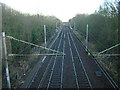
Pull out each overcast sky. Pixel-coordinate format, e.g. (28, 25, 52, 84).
(1, 0, 105, 22)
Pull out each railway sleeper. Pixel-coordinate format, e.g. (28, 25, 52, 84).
(49, 84, 61, 88)
(52, 72, 61, 76)
(39, 82, 48, 88)
(80, 85, 91, 88)
(79, 75, 87, 78)
(78, 79, 89, 84)
(50, 80, 61, 85)
(79, 76, 87, 79)
(54, 68, 61, 72)
(79, 79, 88, 83)
(79, 81, 89, 84)
(51, 77, 61, 81)
(79, 82, 88, 86)
(50, 79, 61, 83)
(79, 81, 90, 86)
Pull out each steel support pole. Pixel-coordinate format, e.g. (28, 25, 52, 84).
(56, 22, 58, 33)
(2, 32, 11, 88)
(86, 24, 88, 52)
(0, 5, 2, 90)
(44, 25, 47, 48)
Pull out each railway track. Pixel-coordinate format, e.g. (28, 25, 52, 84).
(68, 32, 92, 88)
(21, 29, 62, 88)
(47, 32, 64, 88)
(33, 30, 63, 88)
(70, 28, 119, 89)
(20, 26, 119, 89)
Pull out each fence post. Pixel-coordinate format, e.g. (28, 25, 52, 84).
(2, 32, 11, 88)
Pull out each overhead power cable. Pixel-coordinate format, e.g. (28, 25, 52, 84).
(96, 43, 120, 55)
(6, 35, 65, 56)
(93, 43, 120, 56)
(93, 54, 120, 57)
(8, 53, 64, 57)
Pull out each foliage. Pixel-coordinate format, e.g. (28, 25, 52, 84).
(69, 1, 118, 52)
(1, 3, 61, 54)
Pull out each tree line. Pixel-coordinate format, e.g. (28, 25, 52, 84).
(69, 1, 119, 52)
(2, 3, 61, 54)
(69, 1, 120, 85)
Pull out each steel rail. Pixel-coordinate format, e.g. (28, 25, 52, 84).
(94, 60, 119, 89)
(37, 32, 62, 88)
(47, 32, 64, 88)
(60, 33, 65, 89)
(67, 32, 79, 88)
(69, 32, 92, 89)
